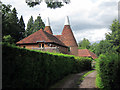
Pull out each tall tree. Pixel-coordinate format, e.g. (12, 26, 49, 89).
(25, 16, 34, 37)
(2, 4, 24, 42)
(7, 7, 21, 42)
(9, 8, 19, 24)
(95, 40, 113, 56)
(90, 19, 120, 56)
(78, 38, 91, 49)
(89, 42, 98, 54)
(33, 15, 45, 33)
(2, 4, 12, 37)
(106, 19, 120, 53)
(19, 15, 25, 39)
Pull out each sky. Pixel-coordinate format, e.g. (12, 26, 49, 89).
(2, 0, 119, 43)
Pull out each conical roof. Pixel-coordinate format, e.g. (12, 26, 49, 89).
(64, 16, 70, 25)
(44, 17, 53, 34)
(62, 16, 78, 47)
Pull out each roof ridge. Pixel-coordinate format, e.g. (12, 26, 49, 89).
(44, 31, 66, 46)
(42, 30, 52, 42)
(44, 26, 53, 34)
(17, 29, 42, 44)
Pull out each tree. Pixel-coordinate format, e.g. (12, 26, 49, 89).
(78, 38, 91, 49)
(33, 15, 45, 33)
(2, 4, 24, 42)
(2, 4, 12, 37)
(89, 42, 99, 54)
(9, 8, 19, 24)
(25, 15, 45, 37)
(106, 19, 120, 53)
(25, 0, 70, 9)
(95, 40, 114, 56)
(25, 16, 34, 37)
(19, 15, 25, 39)
(3, 35, 15, 44)
(7, 7, 21, 42)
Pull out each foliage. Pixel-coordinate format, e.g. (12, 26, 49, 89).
(25, 15, 45, 37)
(33, 16, 45, 32)
(25, 16, 34, 37)
(3, 35, 15, 44)
(19, 15, 25, 39)
(78, 38, 91, 49)
(89, 42, 98, 54)
(2, 43, 92, 88)
(106, 19, 120, 53)
(25, 0, 70, 9)
(2, 4, 25, 42)
(96, 53, 120, 89)
(87, 20, 120, 56)
(89, 38, 118, 57)
(89, 19, 120, 89)
(94, 40, 115, 56)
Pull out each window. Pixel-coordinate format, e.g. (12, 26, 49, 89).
(68, 47, 70, 52)
(39, 44, 41, 48)
(47, 43, 50, 46)
(42, 44, 44, 48)
(23, 46, 26, 48)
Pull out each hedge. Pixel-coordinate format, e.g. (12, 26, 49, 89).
(2, 43, 92, 88)
(96, 53, 120, 89)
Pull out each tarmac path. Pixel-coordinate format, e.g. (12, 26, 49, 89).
(79, 71, 97, 88)
(51, 70, 97, 88)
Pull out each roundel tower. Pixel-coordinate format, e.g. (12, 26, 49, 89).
(62, 16, 78, 56)
(44, 17, 53, 34)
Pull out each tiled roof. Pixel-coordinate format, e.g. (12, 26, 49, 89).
(44, 26, 53, 34)
(54, 35, 62, 41)
(78, 49, 97, 59)
(16, 29, 66, 47)
(62, 25, 78, 47)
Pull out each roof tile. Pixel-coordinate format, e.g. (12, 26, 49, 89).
(78, 49, 97, 59)
(62, 25, 78, 47)
(16, 29, 66, 47)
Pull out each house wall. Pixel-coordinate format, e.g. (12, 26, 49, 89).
(58, 46, 68, 54)
(18, 44, 38, 49)
(17, 43, 68, 54)
(70, 46, 78, 56)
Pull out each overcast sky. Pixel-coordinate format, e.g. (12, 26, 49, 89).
(2, 0, 119, 43)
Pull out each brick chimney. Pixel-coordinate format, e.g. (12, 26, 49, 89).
(62, 16, 78, 56)
(44, 17, 53, 34)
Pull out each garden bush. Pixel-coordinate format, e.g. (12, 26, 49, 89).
(96, 53, 120, 90)
(2, 43, 92, 88)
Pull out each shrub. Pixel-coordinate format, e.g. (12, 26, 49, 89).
(96, 53, 120, 89)
(2, 43, 92, 88)
(3, 35, 15, 44)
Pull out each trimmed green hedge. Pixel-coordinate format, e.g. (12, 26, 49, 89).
(96, 53, 120, 89)
(3, 43, 92, 88)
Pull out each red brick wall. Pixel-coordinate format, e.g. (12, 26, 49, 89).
(17, 43, 68, 54)
(70, 47, 78, 56)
